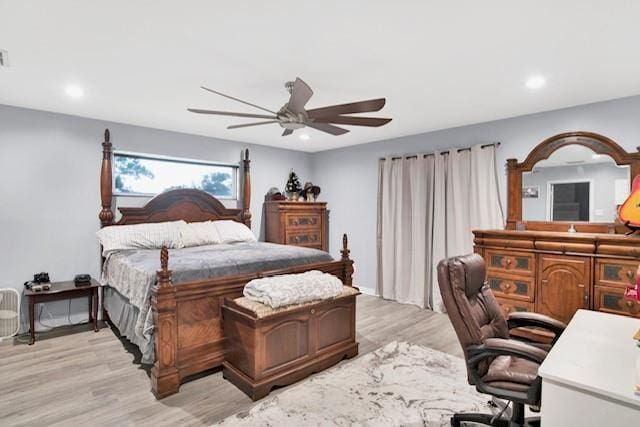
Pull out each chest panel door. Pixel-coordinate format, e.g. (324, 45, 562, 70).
(537, 255, 591, 324)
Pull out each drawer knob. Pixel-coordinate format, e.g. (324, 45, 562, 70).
(626, 300, 634, 308)
(310, 308, 316, 314)
(504, 282, 511, 289)
(627, 271, 635, 280)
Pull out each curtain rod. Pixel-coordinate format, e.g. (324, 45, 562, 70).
(379, 142, 501, 161)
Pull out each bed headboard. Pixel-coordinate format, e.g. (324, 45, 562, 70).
(99, 129, 252, 228)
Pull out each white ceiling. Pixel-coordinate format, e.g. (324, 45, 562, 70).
(2, 1, 640, 153)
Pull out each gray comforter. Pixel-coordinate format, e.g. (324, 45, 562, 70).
(101, 242, 333, 361)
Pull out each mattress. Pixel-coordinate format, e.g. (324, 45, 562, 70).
(101, 242, 333, 363)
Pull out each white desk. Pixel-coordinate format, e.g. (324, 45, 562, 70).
(538, 309, 640, 426)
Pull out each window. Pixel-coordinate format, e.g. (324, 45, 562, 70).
(113, 152, 238, 199)
(547, 180, 592, 221)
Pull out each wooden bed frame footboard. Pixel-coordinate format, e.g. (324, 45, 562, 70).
(151, 236, 354, 398)
(98, 129, 355, 399)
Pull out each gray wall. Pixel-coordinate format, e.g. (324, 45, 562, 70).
(522, 163, 629, 222)
(3, 95, 640, 325)
(0, 104, 313, 330)
(311, 95, 640, 294)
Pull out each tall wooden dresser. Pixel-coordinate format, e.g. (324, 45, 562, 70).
(264, 201, 328, 251)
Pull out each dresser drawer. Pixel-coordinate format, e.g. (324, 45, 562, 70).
(487, 273, 534, 302)
(495, 297, 534, 319)
(594, 286, 640, 318)
(286, 230, 321, 247)
(286, 213, 321, 230)
(485, 250, 534, 276)
(596, 259, 638, 289)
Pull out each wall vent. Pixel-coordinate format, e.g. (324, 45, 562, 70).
(0, 50, 8, 67)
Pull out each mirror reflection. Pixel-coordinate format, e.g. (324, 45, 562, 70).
(522, 145, 630, 222)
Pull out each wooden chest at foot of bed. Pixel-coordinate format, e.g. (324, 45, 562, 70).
(221, 287, 359, 400)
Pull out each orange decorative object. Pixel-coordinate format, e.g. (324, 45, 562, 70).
(619, 175, 640, 229)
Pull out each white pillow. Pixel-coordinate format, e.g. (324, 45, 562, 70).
(179, 221, 221, 247)
(213, 220, 257, 244)
(97, 220, 185, 254)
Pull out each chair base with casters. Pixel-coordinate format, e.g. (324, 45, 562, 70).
(452, 401, 540, 426)
(436, 254, 566, 427)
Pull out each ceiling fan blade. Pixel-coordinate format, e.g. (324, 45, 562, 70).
(200, 86, 278, 115)
(282, 129, 294, 136)
(227, 120, 279, 130)
(306, 98, 386, 119)
(306, 122, 350, 136)
(187, 108, 277, 120)
(287, 77, 313, 114)
(313, 116, 392, 127)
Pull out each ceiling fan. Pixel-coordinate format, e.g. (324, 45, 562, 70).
(187, 77, 391, 137)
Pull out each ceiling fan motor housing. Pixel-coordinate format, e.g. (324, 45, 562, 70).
(277, 106, 308, 129)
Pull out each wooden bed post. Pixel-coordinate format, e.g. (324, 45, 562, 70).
(150, 246, 180, 399)
(99, 129, 114, 227)
(241, 148, 252, 229)
(341, 233, 354, 287)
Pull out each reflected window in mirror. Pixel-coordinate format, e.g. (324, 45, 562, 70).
(522, 145, 630, 222)
(549, 181, 590, 221)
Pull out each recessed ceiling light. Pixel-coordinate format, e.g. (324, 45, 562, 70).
(65, 85, 84, 98)
(299, 133, 310, 141)
(525, 75, 546, 90)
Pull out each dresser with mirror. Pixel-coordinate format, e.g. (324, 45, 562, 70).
(474, 132, 640, 336)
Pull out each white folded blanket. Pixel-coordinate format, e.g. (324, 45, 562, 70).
(243, 270, 343, 308)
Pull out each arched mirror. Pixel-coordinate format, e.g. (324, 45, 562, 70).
(506, 132, 640, 233)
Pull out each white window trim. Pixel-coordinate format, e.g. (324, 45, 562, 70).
(113, 150, 239, 200)
(545, 178, 594, 222)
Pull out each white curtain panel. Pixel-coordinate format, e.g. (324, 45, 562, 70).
(377, 144, 504, 312)
(445, 148, 473, 257)
(430, 152, 447, 312)
(469, 144, 505, 230)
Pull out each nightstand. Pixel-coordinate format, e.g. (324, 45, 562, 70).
(25, 279, 100, 345)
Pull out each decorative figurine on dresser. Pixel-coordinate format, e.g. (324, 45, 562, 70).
(473, 132, 640, 341)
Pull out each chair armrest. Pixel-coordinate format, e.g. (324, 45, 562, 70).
(507, 312, 566, 339)
(465, 339, 546, 404)
(468, 338, 547, 366)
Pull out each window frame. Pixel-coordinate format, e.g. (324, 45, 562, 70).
(545, 178, 594, 222)
(112, 150, 239, 200)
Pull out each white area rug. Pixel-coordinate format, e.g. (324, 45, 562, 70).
(216, 341, 493, 426)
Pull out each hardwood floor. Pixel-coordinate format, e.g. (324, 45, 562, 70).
(0, 295, 461, 427)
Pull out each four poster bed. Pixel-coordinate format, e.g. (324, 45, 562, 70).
(98, 129, 355, 398)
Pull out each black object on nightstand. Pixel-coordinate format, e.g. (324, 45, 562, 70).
(74, 274, 92, 286)
(24, 278, 100, 345)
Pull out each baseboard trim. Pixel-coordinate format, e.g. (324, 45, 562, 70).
(357, 286, 378, 297)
